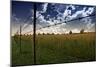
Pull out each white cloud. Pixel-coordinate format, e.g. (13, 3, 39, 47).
(69, 7, 86, 20)
(63, 5, 76, 19)
(70, 5, 76, 10)
(42, 3, 48, 13)
(66, 5, 76, 10)
(85, 7, 94, 15)
(36, 5, 95, 34)
(80, 17, 95, 32)
(72, 29, 80, 33)
(63, 9, 71, 18)
(36, 11, 46, 24)
(87, 22, 95, 30)
(70, 7, 94, 20)
(56, 6, 95, 23)
(38, 14, 47, 24)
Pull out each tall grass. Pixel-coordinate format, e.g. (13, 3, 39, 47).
(12, 32, 96, 65)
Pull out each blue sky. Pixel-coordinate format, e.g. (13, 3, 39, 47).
(11, 1, 96, 35)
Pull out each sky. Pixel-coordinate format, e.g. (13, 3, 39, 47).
(11, 1, 96, 35)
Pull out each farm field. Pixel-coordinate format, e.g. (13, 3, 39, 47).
(11, 32, 96, 66)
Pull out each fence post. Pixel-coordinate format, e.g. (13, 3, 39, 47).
(33, 3, 36, 65)
(19, 24, 22, 53)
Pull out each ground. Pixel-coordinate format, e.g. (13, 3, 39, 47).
(11, 32, 96, 66)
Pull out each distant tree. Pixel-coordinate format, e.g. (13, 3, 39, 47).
(23, 34, 25, 36)
(52, 33, 54, 35)
(80, 29, 84, 34)
(69, 30, 72, 34)
(13, 33, 19, 43)
(38, 33, 40, 35)
(47, 33, 50, 35)
(43, 33, 45, 35)
(26, 34, 28, 36)
(29, 34, 31, 35)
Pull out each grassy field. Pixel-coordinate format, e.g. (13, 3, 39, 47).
(11, 32, 96, 66)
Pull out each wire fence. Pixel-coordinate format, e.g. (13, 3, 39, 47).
(12, 4, 96, 65)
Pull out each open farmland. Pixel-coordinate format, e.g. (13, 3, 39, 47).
(12, 32, 96, 66)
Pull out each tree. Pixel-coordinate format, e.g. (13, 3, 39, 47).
(43, 33, 45, 35)
(69, 30, 72, 34)
(80, 29, 84, 34)
(13, 33, 19, 44)
(38, 33, 40, 35)
(52, 33, 54, 35)
(47, 33, 50, 35)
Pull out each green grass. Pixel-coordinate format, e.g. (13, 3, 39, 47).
(11, 32, 96, 66)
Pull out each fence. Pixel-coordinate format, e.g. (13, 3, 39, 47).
(12, 3, 96, 65)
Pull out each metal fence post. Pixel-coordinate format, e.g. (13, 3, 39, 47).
(19, 24, 22, 53)
(33, 3, 36, 65)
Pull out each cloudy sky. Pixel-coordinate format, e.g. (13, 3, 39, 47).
(11, 1, 96, 35)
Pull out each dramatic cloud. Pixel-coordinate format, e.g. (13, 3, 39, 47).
(36, 4, 95, 34)
(12, 1, 96, 35)
(70, 7, 94, 19)
(63, 7, 71, 18)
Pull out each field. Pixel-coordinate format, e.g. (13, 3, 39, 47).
(11, 32, 96, 66)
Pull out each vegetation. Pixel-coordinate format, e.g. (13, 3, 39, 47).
(80, 29, 84, 34)
(69, 30, 72, 34)
(12, 32, 96, 66)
